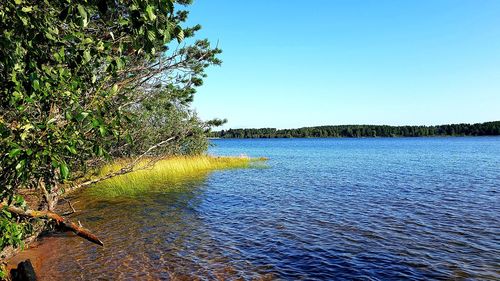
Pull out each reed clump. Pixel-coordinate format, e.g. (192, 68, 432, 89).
(86, 155, 264, 197)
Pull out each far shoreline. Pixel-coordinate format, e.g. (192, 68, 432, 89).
(210, 135, 500, 139)
(210, 121, 500, 139)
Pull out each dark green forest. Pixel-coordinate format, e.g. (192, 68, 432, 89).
(212, 121, 500, 138)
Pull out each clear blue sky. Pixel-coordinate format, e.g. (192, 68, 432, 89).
(187, 0, 500, 129)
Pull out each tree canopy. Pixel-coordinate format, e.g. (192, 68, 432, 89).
(0, 0, 222, 252)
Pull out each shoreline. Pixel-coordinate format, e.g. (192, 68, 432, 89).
(1, 155, 264, 279)
(2, 139, 498, 280)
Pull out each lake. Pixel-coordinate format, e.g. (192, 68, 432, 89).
(22, 138, 500, 280)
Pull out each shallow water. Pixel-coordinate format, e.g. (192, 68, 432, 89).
(24, 138, 500, 280)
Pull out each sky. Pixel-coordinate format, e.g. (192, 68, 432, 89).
(186, 0, 500, 129)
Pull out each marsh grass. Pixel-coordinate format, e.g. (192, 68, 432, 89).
(85, 155, 266, 198)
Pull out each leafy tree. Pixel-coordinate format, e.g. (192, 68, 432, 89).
(0, 0, 221, 241)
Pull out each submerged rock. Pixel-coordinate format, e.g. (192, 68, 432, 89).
(10, 259, 37, 281)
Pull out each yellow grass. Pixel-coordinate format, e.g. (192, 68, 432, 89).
(85, 155, 266, 198)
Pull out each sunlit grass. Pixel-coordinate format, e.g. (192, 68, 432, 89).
(85, 155, 266, 198)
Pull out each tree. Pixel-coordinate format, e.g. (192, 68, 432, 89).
(0, 0, 221, 252)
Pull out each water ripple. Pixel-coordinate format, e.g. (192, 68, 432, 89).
(26, 137, 500, 280)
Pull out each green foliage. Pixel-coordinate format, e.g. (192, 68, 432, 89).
(125, 87, 226, 156)
(0, 196, 32, 251)
(0, 265, 6, 280)
(0, 210, 25, 250)
(212, 121, 500, 138)
(0, 0, 222, 203)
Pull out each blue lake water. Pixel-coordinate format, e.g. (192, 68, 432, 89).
(32, 137, 500, 280)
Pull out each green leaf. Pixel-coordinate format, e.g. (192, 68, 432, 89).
(8, 148, 22, 158)
(96, 41, 104, 52)
(65, 145, 77, 154)
(115, 58, 123, 70)
(58, 47, 65, 59)
(110, 84, 118, 95)
(118, 18, 129, 26)
(21, 6, 32, 13)
(19, 15, 28, 26)
(76, 112, 89, 121)
(82, 38, 93, 44)
(13, 195, 26, 208)
(77, 4, 88, 27)
(59, 163, 69, 180)
(32, 79, 40, 90)
(99, 125, 106, 136)
(45, 32, 55, 41)
(83, 49, 91, 63)
(91, 118, 101, 127)
(145, 5, 156, 21)
(94, 145, 103, 156)
(2, 209, 12, 219)
(125, 133, 133, 144)
(147, 30, 156, 42)
(11, 71, 17, 83)
(175, 26, 184, 43)
(15, 159, 26, 171)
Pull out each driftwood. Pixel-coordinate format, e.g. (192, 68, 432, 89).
(0, 203, 103, 246)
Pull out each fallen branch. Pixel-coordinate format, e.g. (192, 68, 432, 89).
(0, 203, 103, 246)
(61, 199, 77, 216)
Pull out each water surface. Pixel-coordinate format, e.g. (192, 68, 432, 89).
(26, 138, 500, 280)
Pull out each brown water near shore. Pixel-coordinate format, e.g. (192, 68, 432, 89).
(6, 235, 68, 279)
(10, 232, 276, 280)
(8, 220, 275, 281)
(7, 174, 276, 280)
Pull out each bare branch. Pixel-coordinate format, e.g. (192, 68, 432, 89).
(68, 136, 177, 191)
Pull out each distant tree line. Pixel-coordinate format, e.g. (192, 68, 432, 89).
(211, 121, 500, 138)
